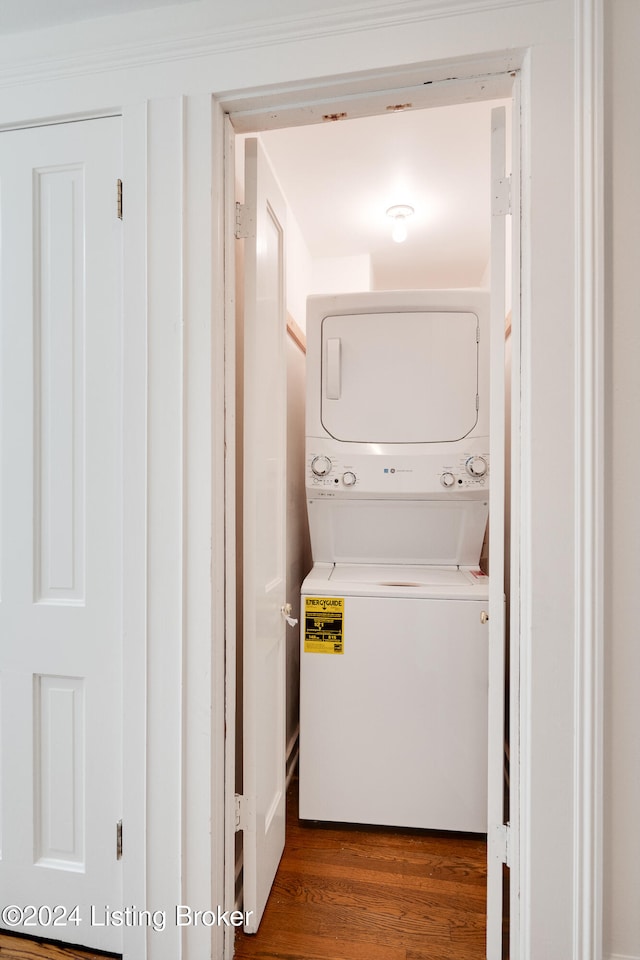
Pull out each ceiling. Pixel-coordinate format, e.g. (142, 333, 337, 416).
(259, 98, 509, 290)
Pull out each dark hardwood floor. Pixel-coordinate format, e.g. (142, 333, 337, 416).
(0, 934, 112, 960)
(234, 777, 488, 960)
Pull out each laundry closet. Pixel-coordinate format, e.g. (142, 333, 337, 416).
(232, 96, 512, 946)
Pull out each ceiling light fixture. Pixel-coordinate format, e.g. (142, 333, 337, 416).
(386, 204, 415, 243)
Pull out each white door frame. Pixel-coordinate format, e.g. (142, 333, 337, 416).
(219, 12, 604, 952)
(221, 62, 519, 960)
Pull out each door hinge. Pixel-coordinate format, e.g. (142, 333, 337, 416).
(116, 819, 123, 860)
(492, 174, 511, 216)
(493, 821, 510, 867)
(116, 179, 123, 220)
(235, 202, 255, 240)
(234, 793, 254, 832)
(235, 794, 245, 831)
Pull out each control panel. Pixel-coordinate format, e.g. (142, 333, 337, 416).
(307, 440, 490, 499)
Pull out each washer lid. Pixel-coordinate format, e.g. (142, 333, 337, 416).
(329, 563, 483, 587)
(307, 497, 489, 567)
(320, 310, 479, 444)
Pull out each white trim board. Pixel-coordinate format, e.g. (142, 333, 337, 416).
(219, 50, 520, 134)
(573, 0, 605, 958)
(120, 100, 149, 960)
(225, 68, 516, 134)
(0, 0, 543, 88)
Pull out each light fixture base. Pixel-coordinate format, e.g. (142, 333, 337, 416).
(386, 204, 415, 219)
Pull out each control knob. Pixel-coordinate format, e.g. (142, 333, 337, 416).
(466, 456, 488, 478)
(342, 471, 356, 486)
(311, 455, 332, 477)
(440, 472, 455, 488)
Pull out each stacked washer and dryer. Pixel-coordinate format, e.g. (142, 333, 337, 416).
(299, 290, 491, 834)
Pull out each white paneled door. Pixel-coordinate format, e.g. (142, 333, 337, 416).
(0, 117, 123, 951)
(240, 137, 288, 933)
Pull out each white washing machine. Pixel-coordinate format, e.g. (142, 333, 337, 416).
(299, 563, 489, 832)
(300, 290, 491, 833)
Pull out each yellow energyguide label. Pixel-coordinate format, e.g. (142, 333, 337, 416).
(304, 597, 344, 654)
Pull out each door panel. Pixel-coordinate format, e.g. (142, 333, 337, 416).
(0, 117, 123, 951)
(241, 137, 288, 934)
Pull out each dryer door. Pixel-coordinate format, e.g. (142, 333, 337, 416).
(321, 309, 479, 443)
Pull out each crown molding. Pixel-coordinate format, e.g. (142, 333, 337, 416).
(0, 0, 547, 89)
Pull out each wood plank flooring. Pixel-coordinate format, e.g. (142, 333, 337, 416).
(234, 778, 488, 960)
(0, 933, 113, 960)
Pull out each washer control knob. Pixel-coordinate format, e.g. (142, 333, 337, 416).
(311, 455, 332, 477)
(342, 471, 356, 486)
(440, 471, 455, 488)
(466, 456, 488, 478)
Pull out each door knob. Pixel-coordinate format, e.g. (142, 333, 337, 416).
(480, 610, 489, 624)
(281, 603, 298, 628)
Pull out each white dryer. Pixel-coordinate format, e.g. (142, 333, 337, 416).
(300, 290, 491, 832)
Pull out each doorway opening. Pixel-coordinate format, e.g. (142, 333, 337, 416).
(225, 72, 518, 960)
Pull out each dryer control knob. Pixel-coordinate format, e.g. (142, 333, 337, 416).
(311, 455, 332, 477)
(342, 471, 356, 486)
(440, 472, 455, 488)
(466, 456, 488, 478)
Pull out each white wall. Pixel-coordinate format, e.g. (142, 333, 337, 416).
(287, 242, 372, 332)
(604, 2, 640, 957)
(311, 254, 372, 297)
